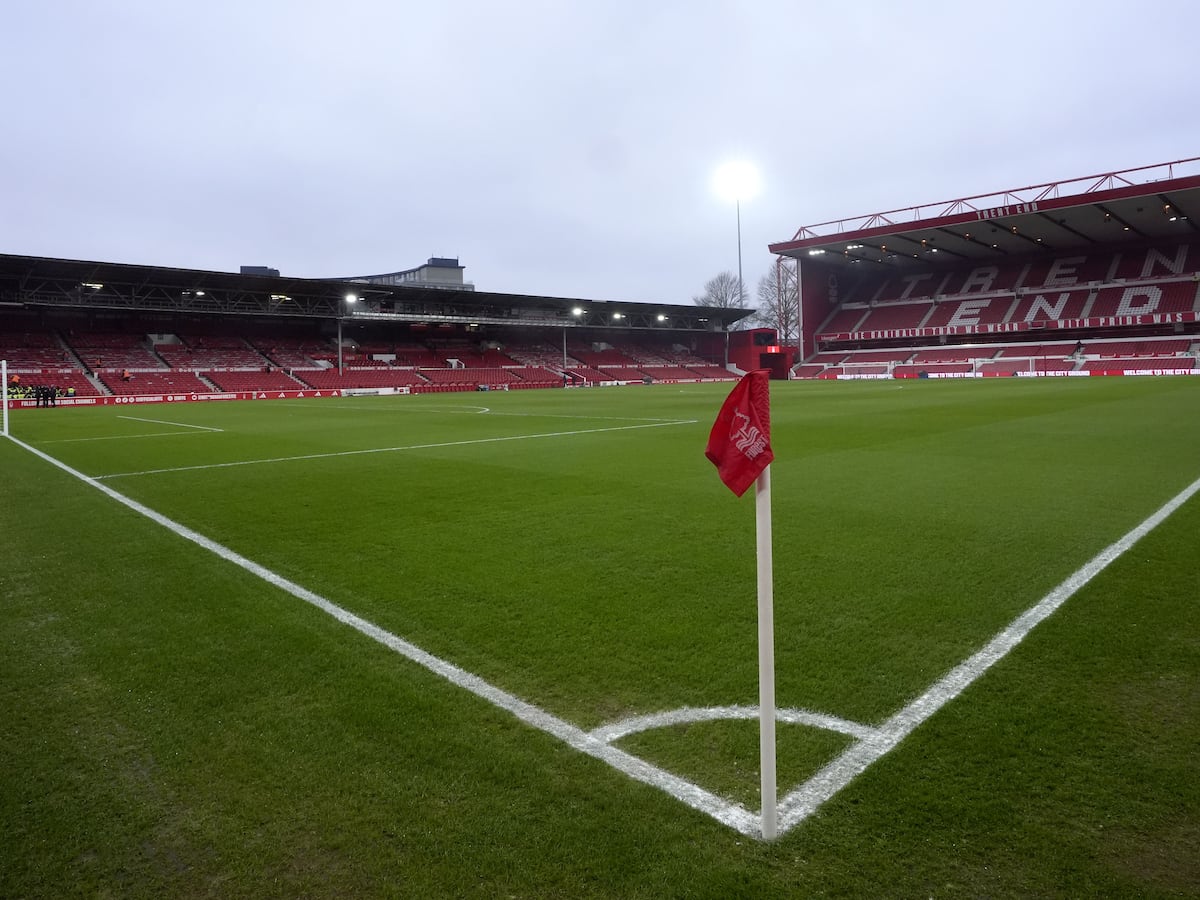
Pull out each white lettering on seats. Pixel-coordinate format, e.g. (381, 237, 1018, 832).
(947, 297, 992, 327)
(1141, 245, 1186, 278)
(898, 273, 933, 299)
(1025, 293, 1071, 322)
(1044, 256, 1086, 287)
(960, 266, 999, 293)
(1116, 285, 1162, 316)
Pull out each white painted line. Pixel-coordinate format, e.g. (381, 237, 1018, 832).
(294, 402, 679, 423)
(93, 419, 697, 480)
(481, 411, 691, 423)
(39, 416, 226, 444)
(117, 415, 224, 432)
(775, 470, 1200, 832)
(592, 705, 880, 743)
(4, 433, 760, 838)
(295, 402, 492, 415)
(41, 431, 221, 445)
(6, 429, 1196, 841)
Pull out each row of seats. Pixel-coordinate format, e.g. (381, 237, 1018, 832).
(822, 280, 1200, 338)
(841, 241, 1200, 306)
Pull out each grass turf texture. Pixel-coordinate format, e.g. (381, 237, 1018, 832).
(2, 377, 1197, 897)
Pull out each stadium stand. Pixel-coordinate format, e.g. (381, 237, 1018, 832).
(685, 365, 738, 380)
(296, 369, 430, 391)
(249, 337, 329, 369)
(564, 366, 613, 384)
(772, 160, 1200, 379)
(204, 370, 308, 392)
(68, 331, 164, 372)
(419, 367, 524, 388)
(598, 366, 650, 382)
(99, 371, 212, 396)
(509, 367, 564, 387)
(155, 332, 267, 367)
(1081, 357, 1195, 373)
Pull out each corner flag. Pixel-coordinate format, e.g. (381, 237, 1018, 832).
(705, 369, 778, 840)
(705, 369, 773, 497)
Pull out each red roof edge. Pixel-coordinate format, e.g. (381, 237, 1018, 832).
(769, 157, 1200, 254)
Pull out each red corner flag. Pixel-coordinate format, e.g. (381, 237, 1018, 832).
(705, 369, 774, 497)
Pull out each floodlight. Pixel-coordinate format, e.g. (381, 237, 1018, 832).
(712, 161, 761, 203)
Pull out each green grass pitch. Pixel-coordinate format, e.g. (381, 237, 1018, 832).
(2, 377, 1198, 897)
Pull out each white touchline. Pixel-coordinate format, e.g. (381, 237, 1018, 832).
(117, 415, 224, 432)
(93, 419, 697, 480)
(7, 430, 1198, 841)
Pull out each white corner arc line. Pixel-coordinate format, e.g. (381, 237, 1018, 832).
(776, 470, 1200, 832)
(93, 419, 697, 480)
(4, 434, 759, 838)
(591, 705, 880, 744)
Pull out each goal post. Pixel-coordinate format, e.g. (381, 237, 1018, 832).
(2, 359, 8, 437)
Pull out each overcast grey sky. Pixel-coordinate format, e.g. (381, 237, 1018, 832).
(2, 1, 1198, 304)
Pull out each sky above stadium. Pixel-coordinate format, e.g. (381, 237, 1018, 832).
(3, 0, 1199, 305)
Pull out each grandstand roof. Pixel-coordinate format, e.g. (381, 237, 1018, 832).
(769, 158, 1200, 271)
(0, 253, 750, 332)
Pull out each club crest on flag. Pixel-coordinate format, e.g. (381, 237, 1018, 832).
(732, 408, 769, 459)
(705, 369, 773, 497)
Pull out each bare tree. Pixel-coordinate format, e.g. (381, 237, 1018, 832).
(692, 271, 746, 309)
(753, 267, 800, 345)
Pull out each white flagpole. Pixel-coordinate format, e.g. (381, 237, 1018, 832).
(755, 463, 777, 839)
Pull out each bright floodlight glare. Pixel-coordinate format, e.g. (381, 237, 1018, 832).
(345, 293, 358, 303)
(712, 160, 761, 203)
(572, 306, 583, 316)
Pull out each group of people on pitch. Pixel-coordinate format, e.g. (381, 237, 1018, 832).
(6, 374, 74, 406)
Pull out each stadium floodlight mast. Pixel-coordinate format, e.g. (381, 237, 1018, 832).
(337, 293, 358, 375)
(712, 161, 762, 310)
